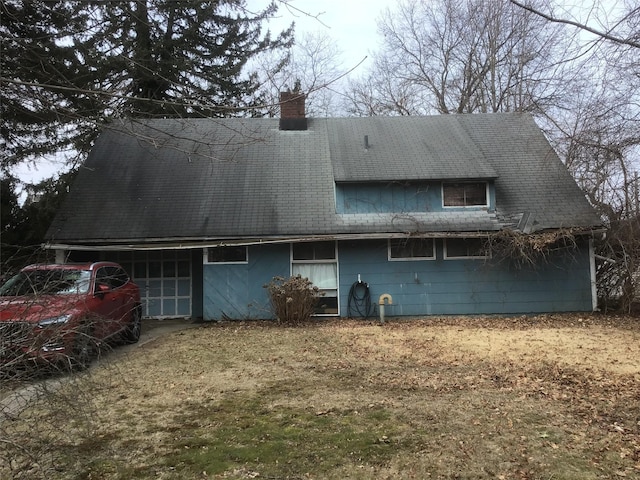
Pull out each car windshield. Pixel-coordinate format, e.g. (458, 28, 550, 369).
(0, 269, 92, 296)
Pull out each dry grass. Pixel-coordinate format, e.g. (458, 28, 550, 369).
(2, 313, 640, 479)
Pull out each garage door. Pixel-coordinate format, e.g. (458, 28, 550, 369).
(131, 251, 192, 318)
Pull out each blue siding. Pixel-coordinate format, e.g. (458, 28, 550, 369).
(336, 182, 495, 213)
(203, 264, 249, 320)
(203, 244, 289, 320)
(338, 239, 593, 316)
(202, 239, 593, 320)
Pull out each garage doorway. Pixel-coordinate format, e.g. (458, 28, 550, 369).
(130, 251, 192, 318)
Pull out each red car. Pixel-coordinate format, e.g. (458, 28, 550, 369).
(0, 262, 141, 370)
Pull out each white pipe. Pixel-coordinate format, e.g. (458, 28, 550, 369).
(378, 294, 393, 324)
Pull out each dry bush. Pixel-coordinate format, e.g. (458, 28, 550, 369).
(483, 220, 639, 313)
(0, 302, 139, 478)
(0, 338, 110, 480)
(264, 275, 322, 324)
(596, 216, 640, 313)
(0, 304, 128, 478)
(485, 228, 579, 268)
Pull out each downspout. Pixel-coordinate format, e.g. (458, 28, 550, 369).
(589, 238, 598, 311)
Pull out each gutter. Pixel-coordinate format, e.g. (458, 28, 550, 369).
(44, 226, 607, 252)
(45, 232, 496, 251)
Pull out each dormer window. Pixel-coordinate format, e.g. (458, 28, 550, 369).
(443, 182, 487, 207)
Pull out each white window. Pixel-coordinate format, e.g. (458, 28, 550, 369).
(389, 238, 435, 261)
(444, 238, 489, 259)
(205, 246, 248, 264)
(291, 241, 338, 315)
(443, 182, 487, 207)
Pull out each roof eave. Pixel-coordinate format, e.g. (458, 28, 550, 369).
(44, 226, 606, 252)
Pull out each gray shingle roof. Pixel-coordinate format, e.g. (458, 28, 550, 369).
(329, 116, 498, 181)
(46, 113, 601, 245)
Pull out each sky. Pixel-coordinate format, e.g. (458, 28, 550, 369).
(256, 0, 388, 70)
(13, 0, 389, 187)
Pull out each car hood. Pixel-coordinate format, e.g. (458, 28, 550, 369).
(0, 295, 83, 323)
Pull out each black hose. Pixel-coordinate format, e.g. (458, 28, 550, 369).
(347, 280, 376, 319)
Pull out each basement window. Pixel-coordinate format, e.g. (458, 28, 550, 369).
(443, 182, 487, 207)
(389, 238, 435, 261)
(205, 246, 248, 264)
(444, 238, 489, 259)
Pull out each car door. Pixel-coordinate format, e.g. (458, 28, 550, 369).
(91, 266, 125, 338)
(106, 266, 136, 329)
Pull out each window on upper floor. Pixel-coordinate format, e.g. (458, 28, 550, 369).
(205, 246, 248, 264)
(444, 238, 490, 259)
(442, 182, 487, 207)
(389, 238, 435, 261)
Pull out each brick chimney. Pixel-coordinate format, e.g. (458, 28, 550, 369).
(279, 90, 307, 131)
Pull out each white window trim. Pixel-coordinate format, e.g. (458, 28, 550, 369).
(203, 246, 248, 265)
(388, 238, 436, 261)
(443, 238, 490, 260)
(441, 182, 489, 209)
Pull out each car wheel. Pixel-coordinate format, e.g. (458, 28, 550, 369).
(70, 324, 96, 371)
(123, 305, 142, 344)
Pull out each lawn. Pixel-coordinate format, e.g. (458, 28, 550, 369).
(2, 314, 640, 479)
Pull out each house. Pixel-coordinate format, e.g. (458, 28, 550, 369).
(45, 93, 603, 320)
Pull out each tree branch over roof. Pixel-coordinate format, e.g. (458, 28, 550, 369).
(509, 0, 640, 49)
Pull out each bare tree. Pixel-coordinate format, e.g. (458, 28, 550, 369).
(509, 0, 640, 49)
(343, 55, 429, 116)
(256, 31, 347, 117)
(346, 0, 572, 116)
(531, 1, 640, 311)
(505, 2, 639, 212)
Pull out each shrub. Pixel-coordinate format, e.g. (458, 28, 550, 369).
(264, 275, 322, 325)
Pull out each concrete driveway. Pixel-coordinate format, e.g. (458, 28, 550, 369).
(137, 317, 200, 346)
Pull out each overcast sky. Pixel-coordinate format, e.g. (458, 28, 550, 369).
(254, 0, 388, 72)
